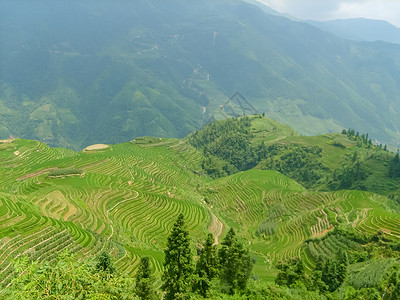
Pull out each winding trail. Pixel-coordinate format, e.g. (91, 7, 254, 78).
(208, 213, 224, 245)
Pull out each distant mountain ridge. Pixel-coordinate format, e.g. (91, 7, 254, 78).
(1, 0, 400, 149)
(307, 18, 400, 44)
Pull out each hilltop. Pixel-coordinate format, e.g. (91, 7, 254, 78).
(0, 116, 399, 298)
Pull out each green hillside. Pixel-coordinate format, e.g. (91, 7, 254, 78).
(1, 0, 400, 149)
(0, 116, 399, 298)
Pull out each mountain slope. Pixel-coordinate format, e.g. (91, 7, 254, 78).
(307, 18, 400, 44)
(0, 116, 399, 289)
(1, 0, 400, 149)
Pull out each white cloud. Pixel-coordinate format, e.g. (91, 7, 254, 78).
(257, 0, 400, 27)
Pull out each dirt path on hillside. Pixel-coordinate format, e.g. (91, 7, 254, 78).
(208, 213, 224, 245)
(17, 167, 58, 181)
(81, 158, 110, 169)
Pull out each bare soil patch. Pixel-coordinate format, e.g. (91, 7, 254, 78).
(84, 144, 109, 151)
(208, 213, 224, 245)
(17, 167, 58, 181)
(0, 139, 13, 144)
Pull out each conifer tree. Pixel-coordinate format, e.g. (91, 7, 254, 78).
(162, 213, 194, 300)
(389, 152, 400, 178)
(194, 233, 219, 297)
(135, 257, 158, 300)
(218, 228, 253, 295)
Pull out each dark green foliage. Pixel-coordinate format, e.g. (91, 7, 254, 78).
(383, 269, 400, 300)
(275, 258, 305, 287)
(48, 168, 83, 177)
(259, 145, 329, 188)
(193, 233, 219, 297)
(329, 153, 371, 190)
(389, 153, 400, 178)
(135, 257, 158, 300)
(313, 251, 348, 293)
(305, 228, 366, 263)
(162, 213, 194, 300)
(344, 287, 380, 300)
(96, 251, 115, 274)
(189, 117, 263, 178)
(218, 228, 253, 295)
(190, 117, 329, 187)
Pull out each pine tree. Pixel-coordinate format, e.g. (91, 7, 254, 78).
(135, 257, 158, 300)
(389, 152, 400, 178)
(162, 213, 194, 300)
(194, 233, 219, 297)
(218, 228, 253, 295)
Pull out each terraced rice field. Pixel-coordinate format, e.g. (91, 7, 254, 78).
(207, 169, 400, 272)
(0, 137, 399, 288)
(0, 138, 209, 289)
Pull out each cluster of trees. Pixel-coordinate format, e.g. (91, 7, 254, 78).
(5, 215, 400, 299)
(276, 229, 400, 300)
(258, 145, 329, 188)
(389, 153, 400, 178)
(48, 168, 83, 177)
(190, 118, 400, 199)
(189, 117, 265, 178)
(160, 214, 253, 299)
(342, 129, 374, 148)
(190, 117, 329, 188)
(4, 214, 254, 299)
(328, 152, 370, 190)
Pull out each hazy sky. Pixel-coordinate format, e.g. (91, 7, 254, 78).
(257, 0, 400, 27)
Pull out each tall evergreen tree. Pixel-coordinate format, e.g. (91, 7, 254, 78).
(135, 257, 158, 300)
(389, 152, 400, 178)
(194, 233, 219, 297)
(162, 213, 194, 300)
(218, 228, 253, 295)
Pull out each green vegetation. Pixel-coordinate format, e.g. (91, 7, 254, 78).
(0, 116, 399, 298)
(135, 257, 158, 300)
(194, 233, 219, 297)
(162, 214, 194, 300)
(48, 168, 83, 177)
(3, 251, 134, 299)
(191, 115, 400, 194)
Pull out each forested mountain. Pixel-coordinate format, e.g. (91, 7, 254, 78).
(1, 0, 400, 149)
(307, 18, 400, 44)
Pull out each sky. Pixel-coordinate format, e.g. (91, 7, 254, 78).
(257, 0, 400, 27)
